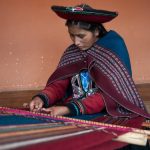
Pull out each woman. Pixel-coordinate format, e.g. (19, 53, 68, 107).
(28, 4, 149, 119)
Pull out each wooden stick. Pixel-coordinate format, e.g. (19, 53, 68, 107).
(142, 121, 150, 128)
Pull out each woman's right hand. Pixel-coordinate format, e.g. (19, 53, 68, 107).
(29, 97, 44, 112)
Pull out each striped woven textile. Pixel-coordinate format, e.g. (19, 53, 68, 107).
(47, 44, 150, 118)
(0, 107, 149, 150)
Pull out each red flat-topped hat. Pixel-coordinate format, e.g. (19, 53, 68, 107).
(51, 4, 118, 24)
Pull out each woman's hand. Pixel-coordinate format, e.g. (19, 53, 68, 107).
(26, 97, 44, 112)
(41, 106, 70, 116)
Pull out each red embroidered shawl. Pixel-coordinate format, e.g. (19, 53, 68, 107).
(46, 44, 150, 119)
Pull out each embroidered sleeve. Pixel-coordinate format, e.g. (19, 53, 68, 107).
(66, 92, 105, 116)
(66, 100, 85, 116)
(33, 78, 70, 107)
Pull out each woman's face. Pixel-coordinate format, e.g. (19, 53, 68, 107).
(68, 25, 99, 50)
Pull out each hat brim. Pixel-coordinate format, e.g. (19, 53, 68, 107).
(51, 6, 118, 23)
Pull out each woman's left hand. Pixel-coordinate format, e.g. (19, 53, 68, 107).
(41, 106, 70, 116)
